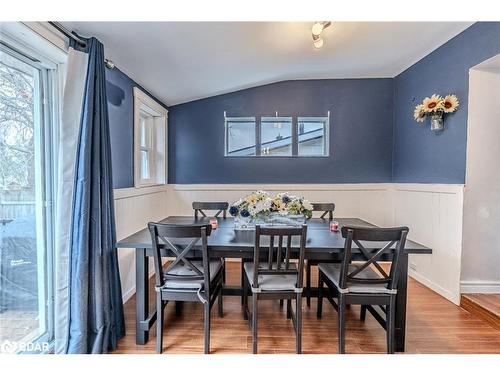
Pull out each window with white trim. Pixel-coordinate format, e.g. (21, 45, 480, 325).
(261, 117, 292, 156)
(224, 113, 330, 157)
(133, 88, 168, 187)
(224, 117, 256, 156)
(297, 116, 329, 156)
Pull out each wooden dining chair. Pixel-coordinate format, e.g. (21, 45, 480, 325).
(192, 201, 229, 219)
(242, 225, 307, 354)
(316, 225, 409, 354)
(148, 222, 224, 354)
(305, 202, 336, 307)
(311, 203, 335, 220)
(192, 201, 230, 284)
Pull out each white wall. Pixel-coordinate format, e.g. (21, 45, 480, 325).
(461, 63, 500, 293)
(112, 183, 463, 304)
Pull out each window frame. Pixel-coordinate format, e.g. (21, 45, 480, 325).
(138, 110, 156, 184)
(133, 87, 168, 188)
(224, 116, 257, 157)
(297, 115, 330, 157)
(260, 116, 293, 157)
(224, 112, 330, 158)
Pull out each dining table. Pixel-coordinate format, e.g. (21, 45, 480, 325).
(116, 216, 432, 352)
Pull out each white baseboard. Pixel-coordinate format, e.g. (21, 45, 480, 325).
(409, 269, 460, 305)
(122, 286, 136, 303)
(460, 281, 500, 294)
(122, 267, 158, 303)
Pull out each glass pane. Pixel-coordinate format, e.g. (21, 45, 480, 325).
(226, 120, 255, 156)
(261, 117, 292, 156)
(141, 149, 150, 180)
(139, 111, 152, 148)
(298, 118, 327, 156)
(0, 49, 50, 352)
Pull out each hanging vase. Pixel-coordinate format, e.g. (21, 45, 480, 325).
(430, 112, 444, 132)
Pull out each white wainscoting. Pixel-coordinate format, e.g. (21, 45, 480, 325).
(114, 185, 169, 301)
(391, 184, 464, 305)
(114, 183, 465, 305)
(166, 184, 393, 227)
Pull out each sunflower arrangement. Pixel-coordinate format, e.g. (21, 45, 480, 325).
(413, 94, 459, 123)
(229, 191, 313, 220)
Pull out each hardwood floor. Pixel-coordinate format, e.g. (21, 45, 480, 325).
(461, 294, 500, 330)
(115, 262, 500, 354)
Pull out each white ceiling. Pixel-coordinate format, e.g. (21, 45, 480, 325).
(62, 22, 473, 106)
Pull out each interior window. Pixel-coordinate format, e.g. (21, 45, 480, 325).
(139, 111, 154, 181)
(297, 116, 329, 156)
(260, 117, 292, 156)
(225, 117, 256, 156)
(134, 88, 168, 188)
(224, 114, 329, 157)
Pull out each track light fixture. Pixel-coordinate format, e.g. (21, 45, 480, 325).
(311, 21, 331, 49)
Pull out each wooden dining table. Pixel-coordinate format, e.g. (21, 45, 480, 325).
(116, 216, 432, 352)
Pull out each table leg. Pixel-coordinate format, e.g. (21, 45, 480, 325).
(395, 254, 408, 352)
(136, 247, 149, 345)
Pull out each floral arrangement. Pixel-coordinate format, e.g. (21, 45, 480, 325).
(413, 94, 459, 123)
(229, 190, 313, 219)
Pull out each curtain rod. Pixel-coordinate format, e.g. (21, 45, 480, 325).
(48, 21, 116, 69)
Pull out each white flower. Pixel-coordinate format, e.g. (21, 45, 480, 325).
(302, 200, 313, 211)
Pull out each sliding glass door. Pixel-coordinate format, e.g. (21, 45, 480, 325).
(0, 42, 56, 353)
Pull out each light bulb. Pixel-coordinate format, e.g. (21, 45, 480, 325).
(313, 37, 324, 49)
(312, 22, 324, 36)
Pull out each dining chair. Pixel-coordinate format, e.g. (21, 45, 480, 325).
(316, 225, 409, 354)
(242, 225, 307, 354)
(311, 203, 335, 220)
(148, 222, 224, 354)
(192, 201, 229, 219)
(305, 202, 336, 307)
(192, 201, 230, 285)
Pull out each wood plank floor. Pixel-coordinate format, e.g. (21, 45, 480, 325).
(461, 294, 500, 330)
(114, 262, 500, 354)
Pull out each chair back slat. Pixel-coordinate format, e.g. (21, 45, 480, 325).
(268, 235, 274, 269)
(192, 201, 229, 219)
(252, 225, 307, 289)
(276, 236, 283, 269)
(339, 226, 409, 291)
(148, 222, 213, 294)
(285, 235, 292, 269)
(312, 203, 335, 220)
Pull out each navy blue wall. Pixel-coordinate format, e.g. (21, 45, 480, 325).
(393, 22, 500, 183)
(168, 79, 394, 184)
(106, 68, 168, 188)
(108, 22, 500, 186)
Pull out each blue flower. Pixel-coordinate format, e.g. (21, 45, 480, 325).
(240, 209, 250, 218)
(281, 196, 291, 204)
(229, 206, 239, 216)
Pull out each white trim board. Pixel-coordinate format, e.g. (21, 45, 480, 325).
(114, 184, 169, 200)
(461, 281, 500, 294)
(410, 270, 459, 305)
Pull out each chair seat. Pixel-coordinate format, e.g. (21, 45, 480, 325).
(162, 260, 222, 289)
(244, 262, 300, 292)
(318, 263, 396, 294)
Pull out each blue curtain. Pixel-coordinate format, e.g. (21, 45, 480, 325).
(66, 37, 125, 354)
